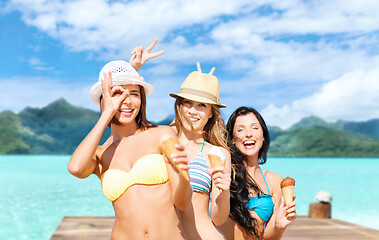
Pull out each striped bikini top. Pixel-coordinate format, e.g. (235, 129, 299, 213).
(188, 141, 211, 193)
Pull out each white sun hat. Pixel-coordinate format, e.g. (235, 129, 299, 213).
(90, 60, 154, 105)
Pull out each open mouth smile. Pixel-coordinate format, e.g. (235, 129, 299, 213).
(243, 140, 256, 148)
(120, 109, 134, 116)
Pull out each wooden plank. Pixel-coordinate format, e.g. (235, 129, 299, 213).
(51, 216, 379, 240)
(282, 216, 379, 240)
(50, 216, 114, 240)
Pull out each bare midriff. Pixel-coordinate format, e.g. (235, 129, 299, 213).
(111, 183, 186, 240)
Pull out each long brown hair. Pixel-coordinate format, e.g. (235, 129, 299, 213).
(174, 97, 228, 150)
(101, 85, 155, 129)
(226, 106, 271, 238)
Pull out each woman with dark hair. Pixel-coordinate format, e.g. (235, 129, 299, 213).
(68, 59, 192, 239)
(220, 106, 297, 240)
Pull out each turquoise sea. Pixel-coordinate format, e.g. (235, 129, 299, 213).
(0, 155, 378, 240)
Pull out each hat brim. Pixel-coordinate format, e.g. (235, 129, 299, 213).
(169, 92, 226, 108)
(90, 77, 154, 105)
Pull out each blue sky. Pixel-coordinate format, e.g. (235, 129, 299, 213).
(1, 0, 378, 128)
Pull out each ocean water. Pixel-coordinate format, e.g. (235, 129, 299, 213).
(0, 155, 378, 240)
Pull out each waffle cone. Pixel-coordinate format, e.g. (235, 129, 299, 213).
(159, 136, 189, 181)
(281, 185, 294, 205)
(208, 154, 225, 168)
(281, 177, 295, 205)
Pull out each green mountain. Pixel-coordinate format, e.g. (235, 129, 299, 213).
(289, 116, 379, 140)
(268, 126, 379, 157)
(1, 98, 110, 154)
(289, 116, 331, 130)
(334, 119, 379, 139)
(0, 111, 30, 154)
(268, 116, 379, 157)
(0, 98, 378, 156)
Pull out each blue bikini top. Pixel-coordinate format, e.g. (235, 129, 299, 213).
(188, 141, 211, 193)
(246, 168, 274, 223)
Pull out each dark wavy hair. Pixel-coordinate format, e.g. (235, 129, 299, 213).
(226, 106, 270, 238)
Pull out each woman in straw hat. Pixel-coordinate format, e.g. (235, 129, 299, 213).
(131, 45, 231, 239)
(68, 51, 192, 239)
(171, 63, 231, 240)
(220, 106, 297, 240)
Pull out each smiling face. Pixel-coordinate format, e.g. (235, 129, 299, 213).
(180, 98, 213, 132)
(233, 113, 264, 159)
(112, 84, 141, 125)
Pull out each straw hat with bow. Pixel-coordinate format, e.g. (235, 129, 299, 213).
(170, 62, 226, 108)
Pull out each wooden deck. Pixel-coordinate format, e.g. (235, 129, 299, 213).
(282, 216, 379, 239)
(50, 216, 379, 240)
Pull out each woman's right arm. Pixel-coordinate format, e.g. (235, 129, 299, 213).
(68, 71, 128, 178)
(159, 127, 192, 210)
(68, 111, 113, 178)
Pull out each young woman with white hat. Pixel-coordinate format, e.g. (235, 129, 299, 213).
(68, 58, 192, 239)
(131, 43, 231, 239)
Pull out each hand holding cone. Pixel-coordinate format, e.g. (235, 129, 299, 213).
(159, 136, 190, 181)
(280, 177, 295, 205)
(208, 147, 226, 193)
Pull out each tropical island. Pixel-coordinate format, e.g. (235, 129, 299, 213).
(1, 98, 378, 156)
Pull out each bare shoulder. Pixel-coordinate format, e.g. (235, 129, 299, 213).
(219, 146, 231, 158)
(147, 125, 176, 138)
(263, 169, 283, 185)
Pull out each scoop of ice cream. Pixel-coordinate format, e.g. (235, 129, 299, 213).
(208, 147, 225, 161)
(280, 177, 295, 188)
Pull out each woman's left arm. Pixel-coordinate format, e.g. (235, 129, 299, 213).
(210, 148, 232, 226)
(263, 174, 297, 240)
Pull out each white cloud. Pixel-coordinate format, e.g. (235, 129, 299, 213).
(7, 0, 253, 52)
(261, 69, 379, 128)
(3, 0, 379, 125)
(28, 58, 54, 71)
(7, 0, 379, 53)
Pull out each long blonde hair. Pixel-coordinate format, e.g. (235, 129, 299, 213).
(174, 97, 229, 150)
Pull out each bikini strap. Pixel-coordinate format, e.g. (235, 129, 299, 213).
(200, 140, 205, 153)
(259, 167, 271, 195)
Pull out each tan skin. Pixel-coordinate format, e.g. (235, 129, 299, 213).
(220, 113, 297, 240)
(129, 41, 231, 239)
(176, 99, 231, 240)
(67, 72, 192, 240)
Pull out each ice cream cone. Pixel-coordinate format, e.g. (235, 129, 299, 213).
(159, 136, 189, 181)
(208, 146, 226, 168)
(207, 147, 226, 193)
(280, 177, 295, 205)
(208, 154, 225, 168)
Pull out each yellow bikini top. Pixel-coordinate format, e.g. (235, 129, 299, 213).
(101, 154, 169, 202)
